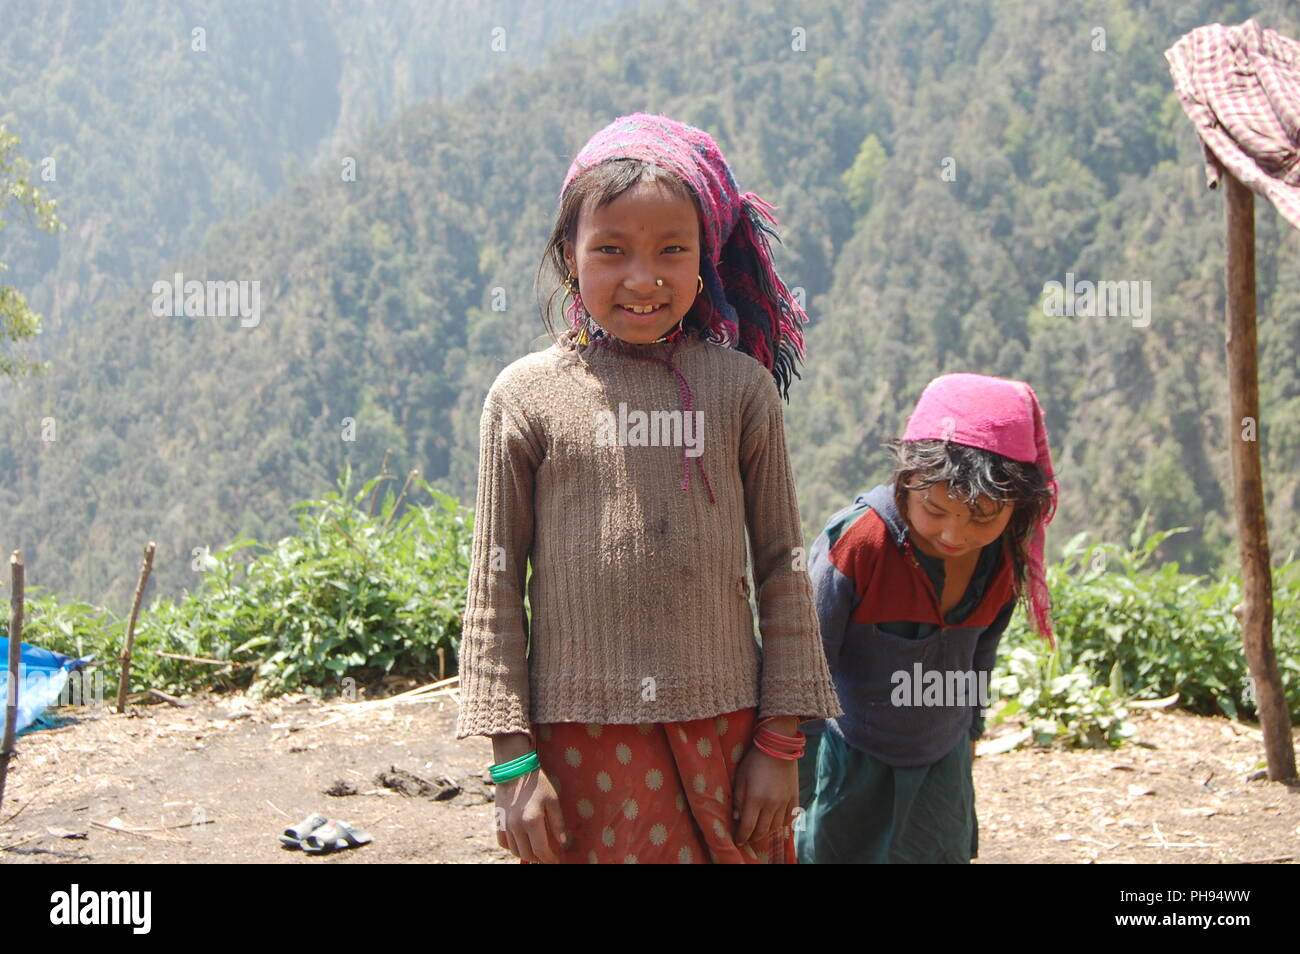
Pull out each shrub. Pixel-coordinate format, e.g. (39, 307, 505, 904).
(998, 515, 1299, 723)
(3, 464, 474, 699)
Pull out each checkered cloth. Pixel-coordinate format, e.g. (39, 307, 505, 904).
(1165, 19, 1300, 229)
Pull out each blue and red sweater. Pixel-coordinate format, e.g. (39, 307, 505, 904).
(799, 484, 1017, 767)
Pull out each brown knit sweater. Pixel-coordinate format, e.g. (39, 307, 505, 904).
(454, 327, 843, 739)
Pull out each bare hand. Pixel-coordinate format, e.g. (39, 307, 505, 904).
(494, 767, 569, 864)
(732, 746, 798, 849)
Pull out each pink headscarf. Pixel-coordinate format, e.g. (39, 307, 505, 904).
(901, 373, 1059, 645)
(559, 112, 807, 399)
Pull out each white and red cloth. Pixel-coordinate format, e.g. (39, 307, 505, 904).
(1166, 19, 1300, 228)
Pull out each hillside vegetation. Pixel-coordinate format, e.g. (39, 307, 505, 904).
(1, 0, 1296, 610)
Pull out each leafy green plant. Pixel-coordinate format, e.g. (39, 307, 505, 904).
(991, 646, 1136, 748)
(997, 514, 1299, 724)
(3, 463, 474, 699)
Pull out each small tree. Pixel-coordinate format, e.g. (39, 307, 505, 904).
(1, 124, 64, 379)
(842, 133, 887, 214)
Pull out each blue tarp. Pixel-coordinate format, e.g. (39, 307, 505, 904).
(0, 638, 92, 736)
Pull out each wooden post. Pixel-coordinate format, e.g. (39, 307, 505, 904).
(116, 542, 156, 714)
(1223, 172, 1295, 780)
(0, 550, 25, 814)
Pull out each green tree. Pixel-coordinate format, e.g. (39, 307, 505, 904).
(841, 133, 887, 213)
(0, 124, 63, 378)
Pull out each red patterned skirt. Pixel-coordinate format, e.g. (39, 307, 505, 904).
(524, 706, 794, 864)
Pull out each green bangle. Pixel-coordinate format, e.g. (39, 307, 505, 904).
(489, 750, 540, 783)
(490, 750, 536, 773)
(490, 753, 539, 783)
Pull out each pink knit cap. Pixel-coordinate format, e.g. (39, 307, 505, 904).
(902, 373, 1059, 644)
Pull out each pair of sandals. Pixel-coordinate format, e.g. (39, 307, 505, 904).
(279, 813, 373, 854)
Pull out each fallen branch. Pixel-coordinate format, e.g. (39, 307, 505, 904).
(146, 819, 216, 832)
(1141, 842, 1220, 849)
(305, 684, 460, 730)
(1, 795, 35, 825)
(154, 651, 255, 668)
(147, 689, 190, 708)
(90, 820, 179, 841)
(319, 674, 460, 711)
(0, 832, 41, 852)
(90, 816, 213, 841)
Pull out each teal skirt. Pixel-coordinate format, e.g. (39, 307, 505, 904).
(795, 729, 977, 864)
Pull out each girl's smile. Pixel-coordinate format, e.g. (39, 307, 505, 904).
(564, 178, 702, 344)
(617, 302, 669, 316)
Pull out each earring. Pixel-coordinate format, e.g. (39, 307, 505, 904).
(565, 272, 597, 345)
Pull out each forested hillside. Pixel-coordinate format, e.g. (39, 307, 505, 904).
(0, 0, 641, 342)
(2, 0, 1296, 608)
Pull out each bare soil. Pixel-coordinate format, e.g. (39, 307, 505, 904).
(1, 687, 1296, 864)
(975, 707, 1299, 864)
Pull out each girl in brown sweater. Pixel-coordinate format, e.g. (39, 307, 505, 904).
(455, 113, 842, 863)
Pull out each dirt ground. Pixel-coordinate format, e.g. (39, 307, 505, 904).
(2, 685, 1296, 864)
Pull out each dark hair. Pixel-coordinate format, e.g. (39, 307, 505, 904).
(884, 438, 1053, 615)
(536, 159, 717, 343)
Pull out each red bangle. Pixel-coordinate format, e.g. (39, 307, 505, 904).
(755, 741, 805, 759)
(755, 725, 805, 746)
(753, 728, 805, 758)
(753, 736, 804, 760)
(753, 716, 806, 759)
(756, 727, 804, 746)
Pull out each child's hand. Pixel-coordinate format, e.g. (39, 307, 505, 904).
(494, 768, 570, 864)
(732, 746, 799, 850)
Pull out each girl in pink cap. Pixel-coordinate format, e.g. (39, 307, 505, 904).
(455, 113, 842, 863)
(796, 373, 1058, 863)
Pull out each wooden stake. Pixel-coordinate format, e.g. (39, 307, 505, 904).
(1, 551, 25, 815)
(1223, 172, 1295, 780)
(366, 449, 394, 517)
(379, 468, 419, 534)
(116, 542, 156, 714)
